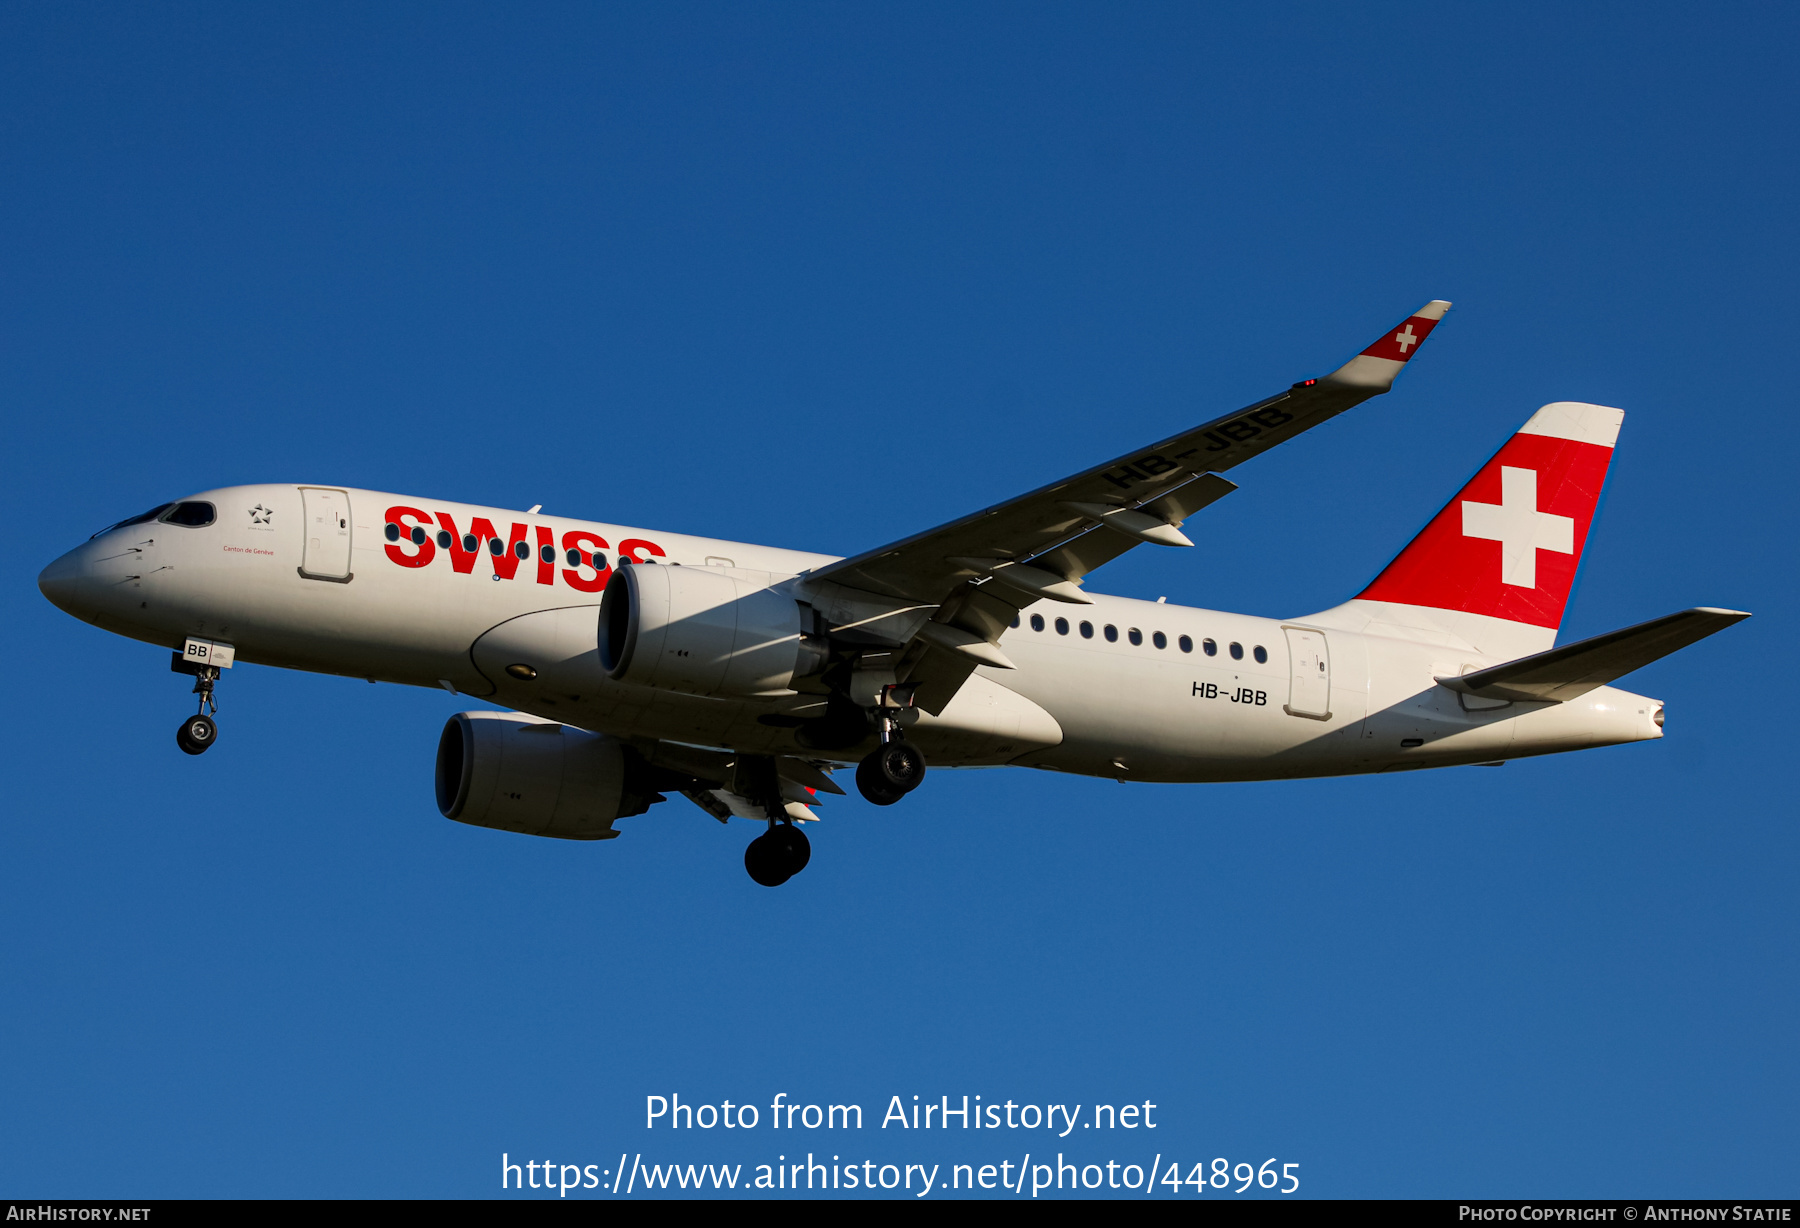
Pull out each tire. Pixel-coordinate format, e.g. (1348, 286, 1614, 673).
(176, 714, 218, 756)
(744, 833, 791, 887)
(873, 741, 926, 793)
(855, 754, 907, 806)
(770, 823, 811, 876)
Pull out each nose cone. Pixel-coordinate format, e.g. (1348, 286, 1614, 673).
(38, 546, 93, 618)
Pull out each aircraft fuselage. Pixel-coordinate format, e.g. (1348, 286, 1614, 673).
(39, 483, 1663, 784)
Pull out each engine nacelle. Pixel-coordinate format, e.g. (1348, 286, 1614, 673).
(598, 562, 820, 698)
(434, 711, 660, 840)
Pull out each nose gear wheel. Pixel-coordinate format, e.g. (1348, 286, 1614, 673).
(176, 713, 218, 755)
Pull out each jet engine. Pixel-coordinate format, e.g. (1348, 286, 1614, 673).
(598, 563, 825, 698)
(434, 711, 666, 840)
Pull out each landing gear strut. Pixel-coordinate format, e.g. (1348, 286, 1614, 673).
(855, 684, 927, 805)
(745, 822, 811, 887)
(172, 655, 221, 756)
(734, 755, 813, 887)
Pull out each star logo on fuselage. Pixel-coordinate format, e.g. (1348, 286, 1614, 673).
(249, 504, 273, 525)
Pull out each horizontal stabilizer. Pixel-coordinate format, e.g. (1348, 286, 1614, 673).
(1437, 607, 1750, 702)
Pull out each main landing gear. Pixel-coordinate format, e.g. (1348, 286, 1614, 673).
(172, 655, 221, 756)
(855, 685, 928, 806)
(737, 684, 929, 884)
(744, 822, 811, 888)
(731, 755, 814, 887)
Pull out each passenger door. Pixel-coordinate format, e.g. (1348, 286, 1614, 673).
(299, 487, 353, 581)
(1282, 626, 1331, 720)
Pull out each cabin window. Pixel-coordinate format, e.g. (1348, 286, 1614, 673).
(384, 523, 400, 541)
(1054, 617, 1070, 635)
(1079, 621, 1094, 638)
(410, 526, 426, 544)
(513, 541, 530, 559)
(488, 538, 504, 556)
(1011, 615, 1020, 629)
(1153, 631, 1167, 649)
(540, 544, 556, 563)
(593, 552, 609, 570)
(1128, 628, 1143, 646)
(1253, 645, 1268, 664)
(1230, 642, 1244, 660)
(1178, 635, 1193, 653)
(437, 531, 452, 549)
(1104, 625, 1118, 642)
(1203, 638, 1217, 656)
(463, 534, 478, 553)
(1030, 613, 1045, 632)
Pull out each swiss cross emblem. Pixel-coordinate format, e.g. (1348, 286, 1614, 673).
(1360, 315, 1436, 362)
(1461, 466, 1575, 588)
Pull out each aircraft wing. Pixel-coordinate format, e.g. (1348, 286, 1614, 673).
(803, 300, 1452, 711)
(815, 299, 1451, 605)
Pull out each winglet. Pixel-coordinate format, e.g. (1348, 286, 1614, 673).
(1323, 299, 1452, 390)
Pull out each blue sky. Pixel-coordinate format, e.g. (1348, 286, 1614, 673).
(2, 2, 1794, 1198)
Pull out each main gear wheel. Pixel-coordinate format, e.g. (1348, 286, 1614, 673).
(744, 823, 811, 887)
(855, 740, 926, 805)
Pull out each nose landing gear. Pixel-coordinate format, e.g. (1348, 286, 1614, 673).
(171, 651, 221, 756)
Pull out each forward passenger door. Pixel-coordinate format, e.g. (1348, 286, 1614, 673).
(299, 487, 353, 581)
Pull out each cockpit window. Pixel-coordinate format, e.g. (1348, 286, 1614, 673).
(161, 502, 216, 528)
(91, 504, 174, 538)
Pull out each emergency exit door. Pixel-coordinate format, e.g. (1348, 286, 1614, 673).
(1282, 626, 1331, 720)
(299, 487, 353, 581)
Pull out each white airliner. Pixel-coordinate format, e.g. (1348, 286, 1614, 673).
(38, 301, 1747, 885)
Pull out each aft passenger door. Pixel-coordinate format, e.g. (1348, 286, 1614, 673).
(299, 487, 353, 581)
(1282, 626, 1331, 720)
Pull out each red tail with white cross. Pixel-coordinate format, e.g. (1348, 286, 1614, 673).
(1357, 402, 1623, 631)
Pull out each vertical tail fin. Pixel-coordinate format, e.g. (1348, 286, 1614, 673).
(1325, 402, 1623, 659)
